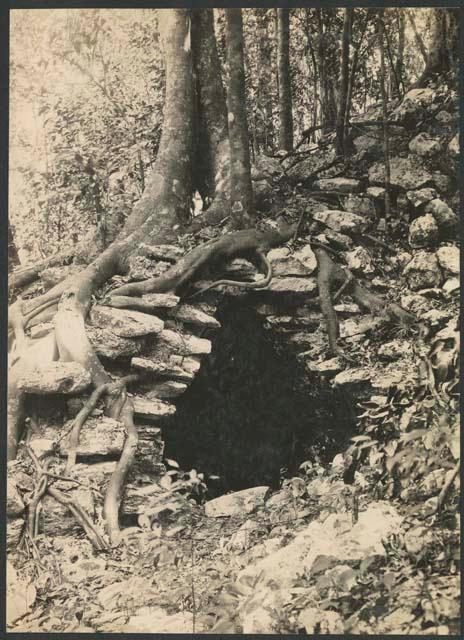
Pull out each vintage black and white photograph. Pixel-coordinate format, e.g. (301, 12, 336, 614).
(6, 4, 461, 634)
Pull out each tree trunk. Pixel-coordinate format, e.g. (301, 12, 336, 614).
(394, 8, 405, 97)
(316, 9, 337, 134)
(191, 8, 230, 223)
(276, 9, 293, 151)
(377, 11, 391, 233)
(225, 9, 254, 228)
(413, 8, 459, 89)
(406, 10, 428, 65)
(256, 9, 274, 152)
(335, 8, 353, 156)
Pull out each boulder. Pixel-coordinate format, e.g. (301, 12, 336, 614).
(342, 195, 375, 218)
(7, 518, 24, 552)
(313, 209, 365, 233)
(442, 277, 459, 295)
(431, 172, 452, 194)
(366, 186, 385, 200)
(353, 134, 381, 155)
(251, 154, 283, 180)
(406, 188, 438, 208)
(313, 177, 360, 193)
(434, 110, 453, 124)
(267, 245, 317, 277)
(408, 132, 441, 157)
(448, 133, 459, 158)
(41, 488, 95, 536)
(90, 306, 164, 337)
(18, 362, 91, 395)
(87, 326, 142, 359)
(400, 293, 430, 314)
(436, 245, 459, 275)
(205, 486, 270, 517)
(390, 87, 435, 123)
(369, 157, 432, 190)
(424, 198, 458, 228)
(345, 247, 374, 273)
(307, 357, 344, 375)
(408, 214, 439, 248)
(403, 251, 442, 290)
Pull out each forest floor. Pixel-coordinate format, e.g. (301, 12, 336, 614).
(7, 84, 460, 635)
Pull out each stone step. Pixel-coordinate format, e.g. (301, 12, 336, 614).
(132, 396, 176, 421)
(90, 305, 164, 338)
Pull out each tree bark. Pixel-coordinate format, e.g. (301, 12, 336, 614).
(406, 10, 428, 65)
(225, 9, 254, 228)
(413, 8, 459, 89)
(394, 8, 405, 97)
(256, 9, 274, 152)
(335, 8, 353, 156)
(191, 8, 230, 222)
(316, 9, 337, 134)
(378, 11, 391, 232)
(276, 9, 293, 151)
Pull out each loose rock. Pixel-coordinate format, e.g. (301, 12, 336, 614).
(403, 251, 442, 290)
(205, 486, 270, 517)
(436, 245, 459, 274)
(313, 209, 365, 234)
(408, 214, 439, 248)
(18, 362, 92, 395)
(424, 199, 458, 228)
(91, 306, 164, 337)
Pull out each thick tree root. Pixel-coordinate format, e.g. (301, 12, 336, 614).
(111, 225, 295, 298)
(315, 248, 417, 357)
(188, 251, 272, 299)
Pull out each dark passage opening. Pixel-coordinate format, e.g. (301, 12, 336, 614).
(163, 300, 357, 496)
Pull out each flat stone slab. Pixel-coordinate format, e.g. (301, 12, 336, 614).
(87, 326, 142, 359)
(167, 304, 221, 329)
(307, 357, 344, 375)
(333, 367, 371, 387)
(153, 329, 212, 357)
(18, 362, 91, 394)
(141, 293, 180, 308)
(60, 416, 125, 457)
(132, 396, 176, 421)
(205, 486, 271, 517)
(143, 380, 188, 399)
(132, 355, 201, 382)
(369, 157, 432, 190)
(313, 177, 360, 193)
(265, 277, 318, 295)
(90, 305, 164, 337)
(313, 209, 365, 234)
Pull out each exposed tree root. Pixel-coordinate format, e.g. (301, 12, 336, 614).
(188, 251, 272, 299)
(315, 248, 417, 357)
(434, 460, 460, 514)
(9, 249, 74, 293)
(111, 224, 295, 298)
(26, 447, 108, 550)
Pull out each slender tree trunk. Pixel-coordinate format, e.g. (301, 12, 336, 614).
(394, 8, 405, 96)
(377, 11, 391, 233)
(335, 8, 353, 156)
(256, 9, 274, 152)
(225, 8, 254, 228)
(406, 10, 428, 64)
(316, 9, 337, 134)
(276, 8, 293, 151)
(344, 10, 370, 138)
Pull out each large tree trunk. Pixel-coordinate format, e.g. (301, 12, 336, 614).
(191, 8, 230, 223)
(276, 9, 293, 151)
(316, 9, 337, 134)
(414, 8, 459, 89)
(224, 9, 254, 228)
(335, 7, 353, 156)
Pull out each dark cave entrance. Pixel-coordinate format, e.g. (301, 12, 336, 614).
(163, 300, 358, 497)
